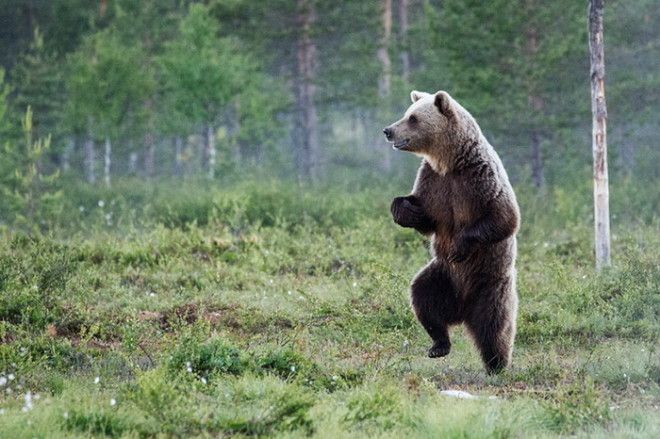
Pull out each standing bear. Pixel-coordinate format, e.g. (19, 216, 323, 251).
(384, 90, 520, 373)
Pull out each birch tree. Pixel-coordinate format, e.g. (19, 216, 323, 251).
(160, 4, 247, 180)
(588, 0, 611, 270)
(294, 0, 320, 181)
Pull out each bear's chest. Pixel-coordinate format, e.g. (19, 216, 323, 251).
(416, 171, 476, 229)
(414, 166, 480, 255)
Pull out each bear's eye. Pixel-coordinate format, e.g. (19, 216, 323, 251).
(409, 115, 418, 124)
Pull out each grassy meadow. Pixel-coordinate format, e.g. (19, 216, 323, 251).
(0, 178, 658, 438)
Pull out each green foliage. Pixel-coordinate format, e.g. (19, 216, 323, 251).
(10, 29, 66, 142)
(168, 336, 249, 377)
(159, 3, 250, 129)
(0, 108, 62, 229)
(0, 68, 10, 135)
(66, 30, 154, 141)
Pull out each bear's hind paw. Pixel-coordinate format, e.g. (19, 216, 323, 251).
(428, 342, 451, 358)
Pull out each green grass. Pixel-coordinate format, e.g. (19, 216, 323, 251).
(0, 179, 658, 438)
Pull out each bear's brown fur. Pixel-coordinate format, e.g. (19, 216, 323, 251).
(384, 90, 520, 373)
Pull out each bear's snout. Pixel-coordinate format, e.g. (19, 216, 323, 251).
(383, 127, 393, 141)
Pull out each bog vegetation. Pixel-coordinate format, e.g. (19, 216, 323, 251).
(0, 0, 658, 437)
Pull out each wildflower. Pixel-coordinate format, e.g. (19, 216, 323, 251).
(94, 376, 100, 384)
(8, 374, 15, 381)
(186, 362, 193, 373)
(200, 377, 207, 384)
(22, 391, 34, 412)
(110, 398, 117, 406)
(0, 377, 6, 386)
(290, 366, 296, 372)
(63, 411, 69, 419)
(98, 200, 105, 208)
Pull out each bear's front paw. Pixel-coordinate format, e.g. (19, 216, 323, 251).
(391, 196, 432, 230)
(428, 341, 451, 358)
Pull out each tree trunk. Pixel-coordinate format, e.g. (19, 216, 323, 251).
(129, 152, 138, 175)
(530, 129, 544, 189)
(378, 0, 393, 171)
(61, 137, 74, 172)
(232, 99, 242, 164)
(398, 0, 410, 83)
(524, 13, 545, 189)
(173, 136, 184, 177)
(588, 0, 611, 270)
(143, 131, 155, 178)
(377, 0, 392, 99)
(203, 123, 216, 179)
(103, 136, 111, 188)
(295, 0, 319, 181)
(143, 99, 155, 178)
(83, 125, 96, 184)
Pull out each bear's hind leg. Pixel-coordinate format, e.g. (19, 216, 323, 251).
(465, 278, 518, 374)
(410, 259, 462, 358)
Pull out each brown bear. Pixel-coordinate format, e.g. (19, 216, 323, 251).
(383, 90, 520, 373)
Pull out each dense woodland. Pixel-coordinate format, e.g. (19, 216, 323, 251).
(0, 0, 657, 191)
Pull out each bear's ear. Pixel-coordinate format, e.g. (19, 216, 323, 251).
(434, 91, 454, 118)
(410, 90, 429, 103)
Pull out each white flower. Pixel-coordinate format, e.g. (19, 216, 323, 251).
(63, 411, 69, 419)
(22, 391, 34, 412)
(94, 376, 100, 384)
(7, 374, 15, 381)
(186, 362, 193, 373)
(290, 366, 296, 372)
(98, 200, 105, 208)
(110, 398, 116, 406)
(79, 206, 85, 212)
(0, 377, 6, 386)
(200, 377, 207, 384)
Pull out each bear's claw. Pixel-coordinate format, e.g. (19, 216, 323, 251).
(428, 343, 451, 358)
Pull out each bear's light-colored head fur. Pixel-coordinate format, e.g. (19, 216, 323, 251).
(384, 90, 483, 174)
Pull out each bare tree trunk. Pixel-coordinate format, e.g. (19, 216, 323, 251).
(203, 123, 216, 179)
(398, 0, 410, 83)
(103, 136, 111, 188)
(143, 131, 155, 178)
(378, 0, 392, 98)
(129, 152, 138, 175)
(83, 123, 96, 184)
(143, 99, 155, 178)
(61, 137, 74, 172)
(173, 136, 184, 177)
(529, 129, 544, 189)
(378, 0, 393, 171)
(588, 0, 611, 270)
(232, 99, 242, 164)
(295, 0, 319, 181)
(524, 12, 545, 189)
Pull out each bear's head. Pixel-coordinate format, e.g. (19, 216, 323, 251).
(383, 90, 480, 173)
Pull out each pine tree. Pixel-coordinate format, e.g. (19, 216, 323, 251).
(10, 29, 65, 143)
